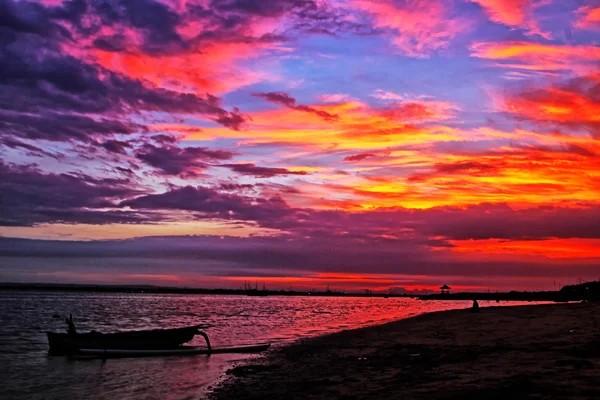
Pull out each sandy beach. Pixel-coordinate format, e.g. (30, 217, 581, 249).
(211, 303, 600, 399)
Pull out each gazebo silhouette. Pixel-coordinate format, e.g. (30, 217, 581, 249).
(440, 284, 451, 295)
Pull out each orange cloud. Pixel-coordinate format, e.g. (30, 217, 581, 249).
(182, 98, 465, 152)
(350, 0, 469, 57)
(504, 73, 600, 130)
(576, 5, 600, 30)
(470, 41, 600, 71)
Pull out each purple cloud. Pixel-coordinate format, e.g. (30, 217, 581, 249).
(222, 163, 308, 178)
(343, 153, 377, 162)
(253, 92, 338, 121)
(0, 160, 152, 226)
(135, 144, 234, 175)
(121, 185, 293, 222)
(100, 139, 133, 155)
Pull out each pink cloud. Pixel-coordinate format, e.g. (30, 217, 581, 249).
(576, 5, 600, 31)
(470, 0, 531, 26)
(350, 0, 470, 57)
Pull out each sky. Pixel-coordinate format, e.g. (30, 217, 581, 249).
(1, 0, 600, 293)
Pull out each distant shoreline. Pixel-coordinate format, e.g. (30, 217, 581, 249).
(0, 281, 590, 301)
(210, 303, 600, 399)
(0, 282, 417, 298)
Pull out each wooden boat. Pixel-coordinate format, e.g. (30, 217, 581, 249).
(74, 343, 271, 359)
(47, 315, 210, 355)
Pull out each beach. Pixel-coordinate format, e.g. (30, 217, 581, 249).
(211, 303, 600, 399)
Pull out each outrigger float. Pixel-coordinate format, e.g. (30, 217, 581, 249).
(47, 315, 270, 359)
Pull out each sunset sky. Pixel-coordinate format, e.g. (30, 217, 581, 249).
(1, 0, 599, 292)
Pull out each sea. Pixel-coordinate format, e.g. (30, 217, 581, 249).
(0, 291, 547, 400)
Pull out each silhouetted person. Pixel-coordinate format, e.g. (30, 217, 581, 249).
(469, 299, 480, 313)
(66, 314, 77, 335)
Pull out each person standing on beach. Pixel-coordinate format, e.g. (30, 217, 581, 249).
(469, 299, 480, 313)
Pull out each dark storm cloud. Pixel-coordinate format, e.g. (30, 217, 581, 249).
(100, 139, 132, 154)
(1, 234, 597, 281)
(253, 92, 338, 121)
(0, 112, 141, 142)
(49, 0, 187, 54)
(0, 136, 60, 159)
(135, 144, 234, 175)
(0, 160, 153, 226)
(121, 185, 293, 222)
(222, 163, 308, 178)
(114, 182, 600, 242)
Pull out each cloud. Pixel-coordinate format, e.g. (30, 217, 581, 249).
(468, 0, 545, 36)
(0, 112, 141, 142)
(0, 136, 60, 159)
(253, 91, 338, 121)
(100, 139, 132, 155)
(135, 143, 234, 176)
(349, 0, 469, 57)
(222, 163, 309, 178)
(470, 0, 531, 26)
(379, 101, 458, 123)
(317, 93, 352, 103)
(0, 160, 152, 226)
(575, 5, 600, 31)
(0, 0, 248, 148)
(370, 90, 405, 100)
(408, 160, 500, 182)
(1, 235, 598, 288)
(344, 153, 377, 162)
(504, 72, 600, 133)
(72, 0, 371, 94)
(121, 185, 293, 223)
(113, 183, 600, 243)
(470, 41, 600, 71)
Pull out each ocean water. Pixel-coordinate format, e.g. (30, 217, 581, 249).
(0, 291, 546, 400)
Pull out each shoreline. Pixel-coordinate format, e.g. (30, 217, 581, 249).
(209, 302, 600, 399)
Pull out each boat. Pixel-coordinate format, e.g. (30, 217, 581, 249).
(74, 343, 271, 359)
(47, 315, 210, 355)
(47, 315, 271, 358)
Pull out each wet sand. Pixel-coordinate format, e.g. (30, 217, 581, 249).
(210, 303, 600, 399)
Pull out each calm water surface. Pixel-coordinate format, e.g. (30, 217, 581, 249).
(0, 292, 547, 400)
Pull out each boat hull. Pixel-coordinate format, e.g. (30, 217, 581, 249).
(47, 325, 200, 355)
